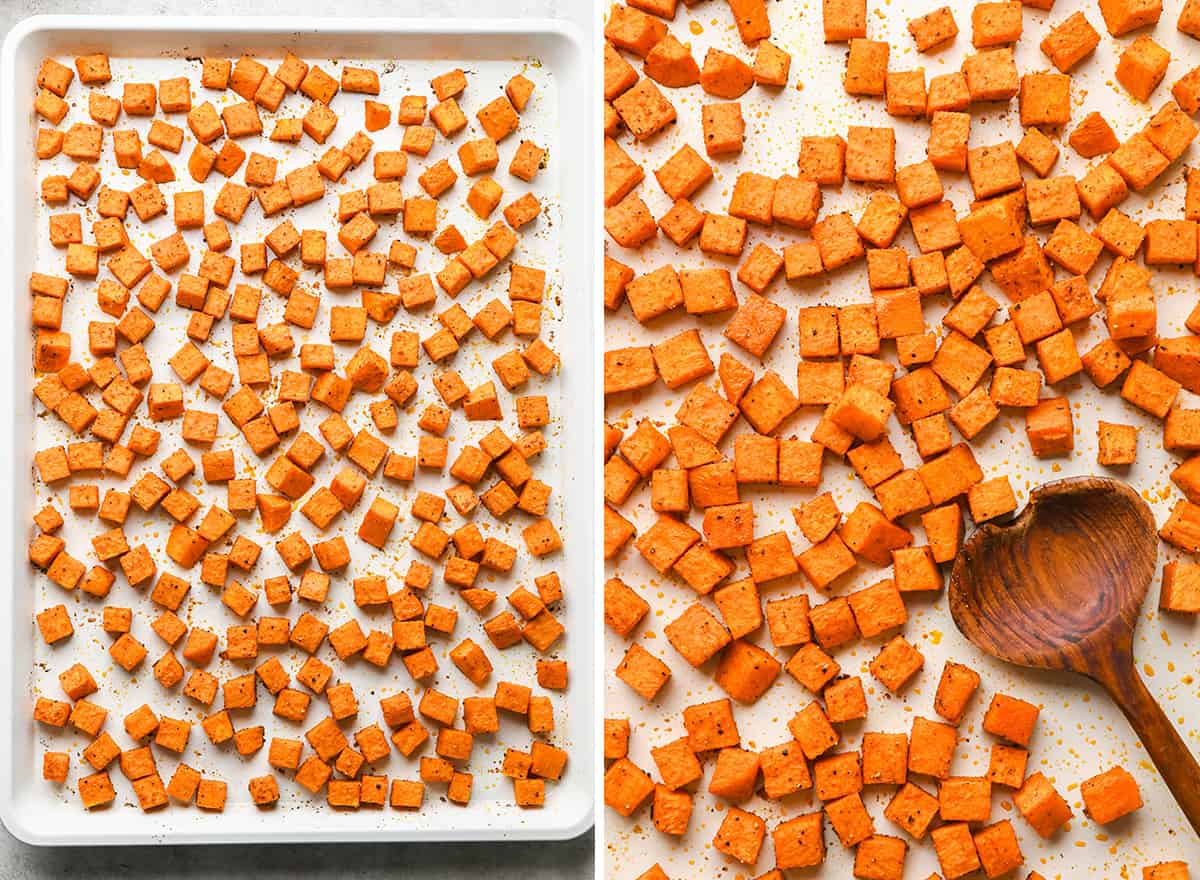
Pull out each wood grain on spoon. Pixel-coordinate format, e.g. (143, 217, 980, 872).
(949, 476, 1200, 837)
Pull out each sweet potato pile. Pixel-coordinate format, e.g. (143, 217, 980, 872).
(603, 0, 1200, 876)
(29, 49, 571, 816)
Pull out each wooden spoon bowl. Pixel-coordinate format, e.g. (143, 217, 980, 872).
(949, 476, 1200, 836)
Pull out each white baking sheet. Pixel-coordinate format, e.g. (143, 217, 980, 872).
(0, 15, 594, 846)
(604, 0, 1200, 875)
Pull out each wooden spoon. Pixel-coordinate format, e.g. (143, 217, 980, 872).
(949, 475, 1200, 836)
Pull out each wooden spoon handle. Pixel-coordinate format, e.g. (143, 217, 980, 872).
(1098, 655, 1200, 837)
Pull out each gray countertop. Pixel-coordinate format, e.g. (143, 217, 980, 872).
(0, 0, 594, 876)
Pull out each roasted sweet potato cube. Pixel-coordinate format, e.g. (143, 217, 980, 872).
(1014, 771, 1072, 837)
(909, 716, 957, 779)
